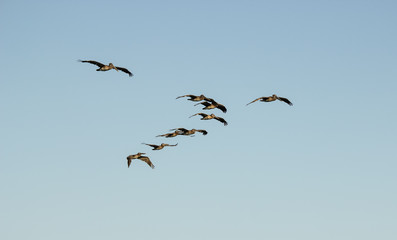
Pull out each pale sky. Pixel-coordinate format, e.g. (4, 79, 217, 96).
(1, 1, 396, 239)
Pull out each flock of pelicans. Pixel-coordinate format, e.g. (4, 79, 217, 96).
(79, 59, 293, 169)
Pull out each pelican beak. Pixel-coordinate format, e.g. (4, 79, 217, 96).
(110, 63, 118, 71)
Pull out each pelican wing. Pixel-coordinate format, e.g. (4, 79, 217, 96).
(165, 143, 178, 147)
(115, 66, 133, 77)
(170, 127, 188, 132)
(79, 60, 105, 68)
(189, 113, 208, 118)
(165, 133, 178, 138)
(176, 94, 195, 99)
(142, 143, 158, 148)
(278, 97, 293, 106)
(157, 132, 178, 138)
(197, 129, 208, 135)
(216, 104, 227, 113)
(206, 97, 219, 104)
(195, 101, 211, 107)
(127, 156, 133, 168)
(246, 97, 267, 105)
(215, 116, 228, 126)
(138, 156, 155, 169)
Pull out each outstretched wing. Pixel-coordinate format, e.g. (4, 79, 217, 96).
(176, 94, 195, 99)
(157, 132, 178, 138)
(215, 116, 228, 126)
(195, 101, 211, 107)
(79, 60, 105, 68)
(115, 66, 133, 77)
(246, 97, 266, 105)
(197, 129, 208, 135)
(165, 133, 178, 138)
(170, 127, 188, 132)
(189, 113, 207, 118)
(138, 156, 155, 169)
(278, 97, 293, 106)
(216, 104, 227, 113)
(165, 143, 178, 147)
(204, 97, 216, 103)
(142, 143, 158, 148)
(126, 156, 133, 168)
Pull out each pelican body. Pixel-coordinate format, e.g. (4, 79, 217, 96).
(126, 152, 154, 168)
(170, 128, 208, 136)
(142, 143, 178, 150)
(156, 130, 180, 138)
(79, 60, 133, 77)
(247, 94, 293, 106)
(195, 99, 227, 113)
(189, 113, 228, 126)
(176, 94, 210, 102)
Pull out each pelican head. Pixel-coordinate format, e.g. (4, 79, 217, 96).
(138, 152, 146, 155)
(109, 63, 119, 71)
(210, 114, 216, 117)
(272, 94, 278, 97)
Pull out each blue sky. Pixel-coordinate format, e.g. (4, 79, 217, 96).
(1, 1, 396, 239)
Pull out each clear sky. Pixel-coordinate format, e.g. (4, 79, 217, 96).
(1, 0, 396, 239)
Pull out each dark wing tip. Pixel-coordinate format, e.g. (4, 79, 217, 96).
(116, 67, 133, 77)
(218, 105, 227, 113)
(279, 97, 293, 106)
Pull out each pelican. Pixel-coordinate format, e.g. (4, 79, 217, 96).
(126, 152, 154, 168)
(79, 60, 133, 77)
(170, 128, 208, 136)
(142, 143, 178, 150)
(189, 113, 228, 126)
(156, 130, 180, 138)
(194, 99, 227, 113)
(176, 94, 210, 102)
(247, 94, 293, 106)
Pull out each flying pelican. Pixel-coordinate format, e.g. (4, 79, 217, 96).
(156, 130, 181, 138)
(142, 143, 178, 150)
(194, 99, 227, 113)
(79, 60, 133, 77)
(246, 94, 293, 106)
(126, 153, 154, 168)
(189, 113, 228, 126)
(176, 94, 210, 102)
(170, 128, 208, 136)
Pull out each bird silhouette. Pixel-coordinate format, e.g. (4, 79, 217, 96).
(79, 60, 133, 77)
(247, 94, 293, 106)
(126, 153, 154, 168)
(170, 128, 208, 136)
(189, 113, 228, 126)
(142, 143, 178, 150)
